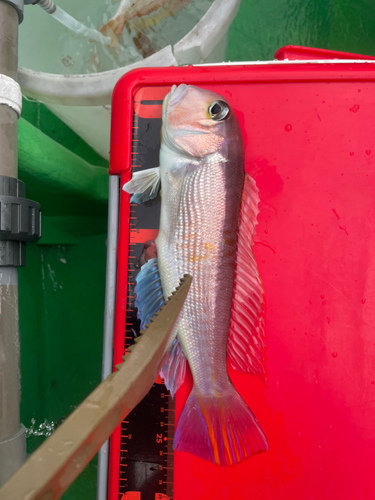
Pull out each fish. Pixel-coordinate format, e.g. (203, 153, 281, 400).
(123, 84, 268, 466)
(100, 0, 191, 44)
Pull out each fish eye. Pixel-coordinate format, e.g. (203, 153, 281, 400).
(208, 100, 229, 121)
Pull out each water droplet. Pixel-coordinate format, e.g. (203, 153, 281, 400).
(327, 317, 331, 324)
(321, 295, 325, 299)
(371, 381, 375, 385)
(358, 89, 361, 92)
(285, 124, 292, 132)
(264, 229, 268, 234)
(366, 149, 371, 155)
(350, 104, 360, 113)
(362, 298, 366, 304)
(350, 152, 354, 156)
(332, 352, 338, 358)
(262, 259, 266, 263)
(26, 419, 56, 438)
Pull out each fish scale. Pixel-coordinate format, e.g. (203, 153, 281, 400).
(158, 159, 240, 392)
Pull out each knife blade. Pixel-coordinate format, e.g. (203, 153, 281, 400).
(0, 273, 192, 500)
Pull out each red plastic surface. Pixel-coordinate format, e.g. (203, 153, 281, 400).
(275, 44, 375, 61)
(110, 60, 375, 499)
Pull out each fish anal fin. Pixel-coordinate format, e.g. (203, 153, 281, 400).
(160, 338, 186, 397)
(228, 174, 266, 380)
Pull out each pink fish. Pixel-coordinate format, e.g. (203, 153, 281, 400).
(100, 0, 190, 42)
(124, 85, 268, 466)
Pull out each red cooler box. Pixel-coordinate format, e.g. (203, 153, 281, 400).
(107, 55, 375, 500)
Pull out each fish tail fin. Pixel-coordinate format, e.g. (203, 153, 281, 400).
(174, 386, 268, 466)
(100, 16, 126, 37)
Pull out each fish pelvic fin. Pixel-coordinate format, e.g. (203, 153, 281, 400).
(135, 258, 185, 390)
(174, 385, 268, 466)
(160, 338, 187, 397)
(135, 257, 164, 330)
(123, 167, 161, 204)
(228, 173, 266, 380)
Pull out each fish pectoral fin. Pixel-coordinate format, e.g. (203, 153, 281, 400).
(123, 166, 161, 203)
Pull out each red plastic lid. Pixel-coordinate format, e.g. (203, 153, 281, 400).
(110, 60, 375, 500)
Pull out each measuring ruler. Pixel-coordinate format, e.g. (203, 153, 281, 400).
(109, 88, 175, 500)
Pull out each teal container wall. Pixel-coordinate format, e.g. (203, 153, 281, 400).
(17, 1, 375, 498)
(227, 0, 375, 62)
(19, 103, 109, 499)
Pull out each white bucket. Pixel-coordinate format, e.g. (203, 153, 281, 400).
(18, 0, 241, 160)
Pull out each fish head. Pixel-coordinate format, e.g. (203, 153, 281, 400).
(162, 84, 239, 160)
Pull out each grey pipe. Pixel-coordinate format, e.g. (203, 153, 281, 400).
(0, 1, 18, 179)
(0, 0, 26, 487)
(97, 175, 120, 500)
(0, 270, 26, 487)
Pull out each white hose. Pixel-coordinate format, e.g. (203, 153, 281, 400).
(36, 0, 111, 46)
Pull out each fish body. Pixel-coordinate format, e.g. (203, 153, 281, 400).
(100, 0, 181, 39)
(124, 85, 268, 466)
(158, 85, 245, 403)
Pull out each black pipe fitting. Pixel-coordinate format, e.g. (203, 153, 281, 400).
(0, 175, 41, 266)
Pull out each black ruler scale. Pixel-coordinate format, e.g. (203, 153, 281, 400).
(118, 94, 175, 500)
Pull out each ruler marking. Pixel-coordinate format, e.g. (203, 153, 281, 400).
(116, 97, 173, 500)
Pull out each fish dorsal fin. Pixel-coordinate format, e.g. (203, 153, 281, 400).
(135, 258, 164, 329)
(227, 174, 266, 380)
(160, 338, 187, 398)
(123, 167, 161, 203)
